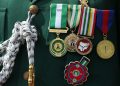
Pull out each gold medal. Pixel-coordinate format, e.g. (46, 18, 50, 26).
(96, 9, 115, 59)
(97, 39, 115, 59)
(49, 37, 67, 57)
(64, 33, 79, 52)
(48, 4, 68, 57)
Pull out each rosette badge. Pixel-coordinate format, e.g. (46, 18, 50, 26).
(64, 56, 90, 85)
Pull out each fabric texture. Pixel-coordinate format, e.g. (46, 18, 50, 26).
(0, 8, 6, 41)
(50, 4, 68, 29)
(68, 5, 81, 29)
(96, 10, 114, 34)
(0, 0, 119, 86)
(78, 7, 96, 37)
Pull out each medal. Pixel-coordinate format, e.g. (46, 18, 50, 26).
(97, 40, 115, 59)
(49, 4, 68, 57)
(49, 35, 67, 57)
(96, 10, 115, 59)
(64, 33, 79, 52)
(76, 7, 97, 55)
(64, 5, 81, 52)
(64, 56, 90, 85)
(76, 37, 92, 55)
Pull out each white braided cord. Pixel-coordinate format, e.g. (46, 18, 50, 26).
(0, 12, 37, 86)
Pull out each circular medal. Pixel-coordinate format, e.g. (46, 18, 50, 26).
(97, 40, 115, 59)
(64, 61, 89, 85)
(49, 38, 67, 57)
(76, 37, 93, 55)
(64, 33, 79, 52)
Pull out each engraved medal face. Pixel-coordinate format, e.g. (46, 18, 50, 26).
(64, 61, 89, 85)
(49, 38, 67, 57)
(97, 40, 115, 59)
(64, 33, 79, 52)
(76, 38, 93, 55)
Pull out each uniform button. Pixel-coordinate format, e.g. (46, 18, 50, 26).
(29, 5, 38, 14)
(23, 71, 29, 80)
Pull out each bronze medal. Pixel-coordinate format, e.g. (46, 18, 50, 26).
(65, 5, 81, 52)
(64, 33, 79, 52)
(76, 37, 93, 55)
(97, 39, 115, 59)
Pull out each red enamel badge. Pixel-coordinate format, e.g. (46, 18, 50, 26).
(76, 37, 92, 55)
(64, 56, 90, 85)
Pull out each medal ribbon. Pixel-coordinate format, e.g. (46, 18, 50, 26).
(80, 56, 90, 66)
(68, 5, 81, 30)
(49, 4, 68, 33)
(96, 10, 114, 35)
(78, 7, 97, 37)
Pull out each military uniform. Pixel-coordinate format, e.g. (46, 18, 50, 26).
(0, 0, 120, 86)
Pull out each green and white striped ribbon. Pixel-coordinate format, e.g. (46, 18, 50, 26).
(49, 4, 68, 33)
(68, 5, 81, 30)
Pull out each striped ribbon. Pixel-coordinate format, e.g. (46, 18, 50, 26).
(78, 7, 97, 37)
(68, 5, 81, 30)
(49, 4, 68, 33)
(96, 10, 114, 35)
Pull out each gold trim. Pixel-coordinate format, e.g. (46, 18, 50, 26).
(77, 35, 94, 39)
(49, 27, 68, 33)
(28, 64, 35, 86)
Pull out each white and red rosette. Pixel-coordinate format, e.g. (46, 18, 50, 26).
(64, 61, 89, 85)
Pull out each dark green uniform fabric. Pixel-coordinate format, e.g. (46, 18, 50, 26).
(0, 8, 6, 41)
(0, 0, 120, 86)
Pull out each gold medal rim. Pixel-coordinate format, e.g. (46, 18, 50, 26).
(75, 38, 93, 55)
(97, 39, 115, 59)
(49, 38, 67, 57)
(64, 33, 79, 52)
